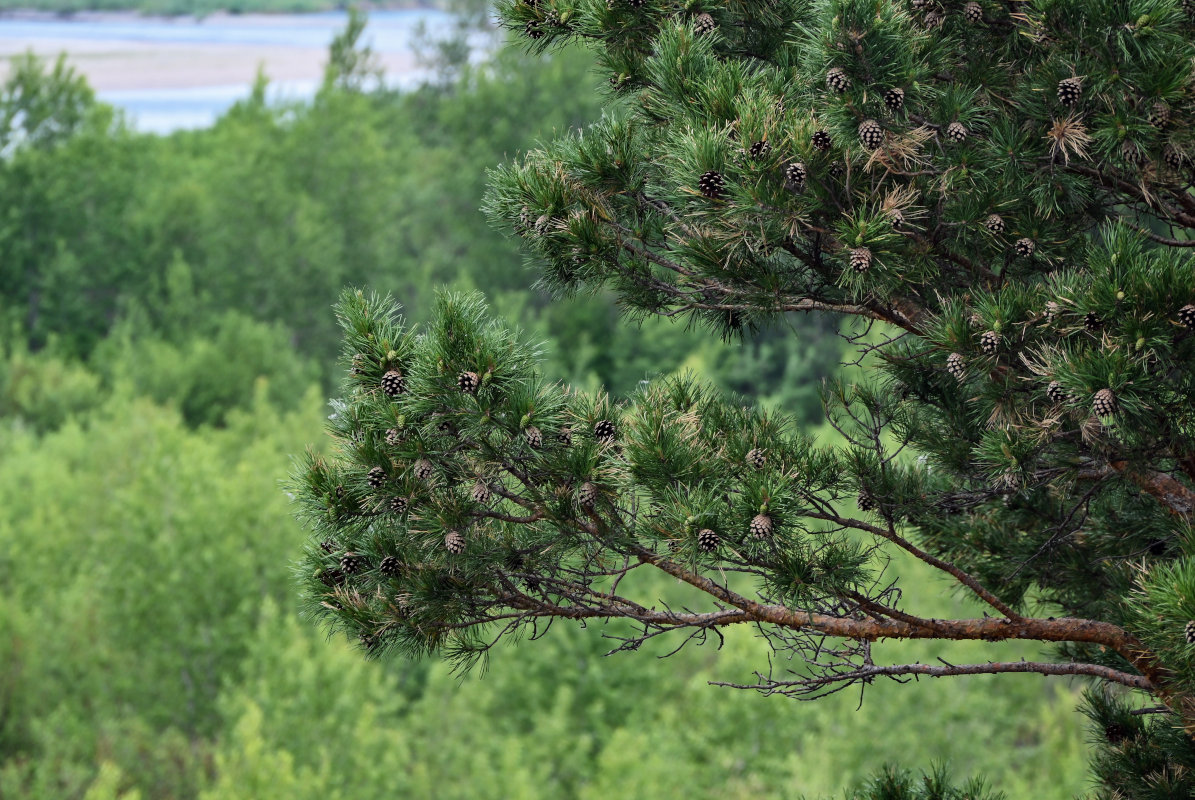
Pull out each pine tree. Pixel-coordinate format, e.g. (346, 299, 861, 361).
(295, 2, 1195, 796)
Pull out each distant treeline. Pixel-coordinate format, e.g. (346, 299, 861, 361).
(0, 0, 434, 15)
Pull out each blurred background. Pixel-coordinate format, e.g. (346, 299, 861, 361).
(0, 3, 1092, 797)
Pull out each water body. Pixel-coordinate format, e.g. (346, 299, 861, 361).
(100, 79, 332, 133)
(0, 9, 474, 132)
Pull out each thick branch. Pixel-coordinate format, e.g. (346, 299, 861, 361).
(1108, 460, 1195, 518)
(626, 546, 1173, 693)
(1117, 219, 1195, 247)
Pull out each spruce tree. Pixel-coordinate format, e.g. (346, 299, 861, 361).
(294, 1, 1195, 795)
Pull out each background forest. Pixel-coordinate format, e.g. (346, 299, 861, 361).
(0, 14, 1093, 799)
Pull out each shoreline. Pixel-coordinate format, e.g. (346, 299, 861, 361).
(0, 3, 435, 20)
(0, 7, 443, 91)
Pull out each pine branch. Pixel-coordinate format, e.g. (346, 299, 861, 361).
(632, 546, 1136, 657)
(1066, 163, 1195, 229)
(709, 659, 1153, 697)
(1106, 461, 1195, 519)
(800, 510, 1021, 621)
(1117, 219, 1195, 248)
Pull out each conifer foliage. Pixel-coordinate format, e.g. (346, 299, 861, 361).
(296, 1, 1195, 795)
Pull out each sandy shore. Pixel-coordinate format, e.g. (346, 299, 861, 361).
(0, 10, 430, 90)
(0, 38, 418, 90)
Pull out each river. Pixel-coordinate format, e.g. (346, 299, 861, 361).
(0, 9, 473, 132)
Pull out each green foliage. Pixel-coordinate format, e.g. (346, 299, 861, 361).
(0, 38, 843, 412)
(0, 7, 1130, 799)
(0, 41, 605, 364)
(322, 7, 384, 93)
(94, 309, 321, 427)
(313, 0, 1195, 796)
(0, 388, 321, 798)
(0, 337, 104, 432)
(1081, 690, 1195, 799)
(0, 369, 1090, 799)
(0, 52, 100, 151)
(292, 290, 850, 661)
(847, 765, 1002, 800)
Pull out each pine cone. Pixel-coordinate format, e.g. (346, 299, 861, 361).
(390, 496, 409, 514)
(1121, 140, 1146, 166)
(594, 419, 618, 443)
(1104, 722, 1130, 744)
(1092, 388, 1116, 417)
(1164, 146, 1185, 171)
(1046, 381, 1069, 404)
(381, 370, 407, 398)
(1056, 78, 1082, 107)
(826, 67, 850, 93)
(576, 481, 598, 507)
(884, 88, 905, 112)
(524, 426, 543, 449)
(812, 130, 832, 151)
(693, 12, 715, 36)
(784, 162, 807, 188)
(458, 371, 480, 394)
(697, 529, 721, 552)
(963, 1, 983, 24)
(379, 556, 401, 576)
(946, 352, 966, 380)
(746, 448, 766, 469)
(979, 330, 1000, 355)
(945, 122, 968, 143)
(471, 480, 492, 504)
(698, 170, 726, 199)
(1178, 304, 1195, 328)
(367, 466, 386, 488)
(749, 514, 773, 539)
(849, 247, 873, 273)
(445, 531, 466, 555)
(984, 214, 1005, 234)
(748, 140, 771, 160)
(413, 458, 435, 481)
(340, 552, 367, 574)
(858, 119, 883, 149)
(1014, 238, 1035, 257)
(1149, 102, 1171, 128)
(319, 568, 346, 587)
